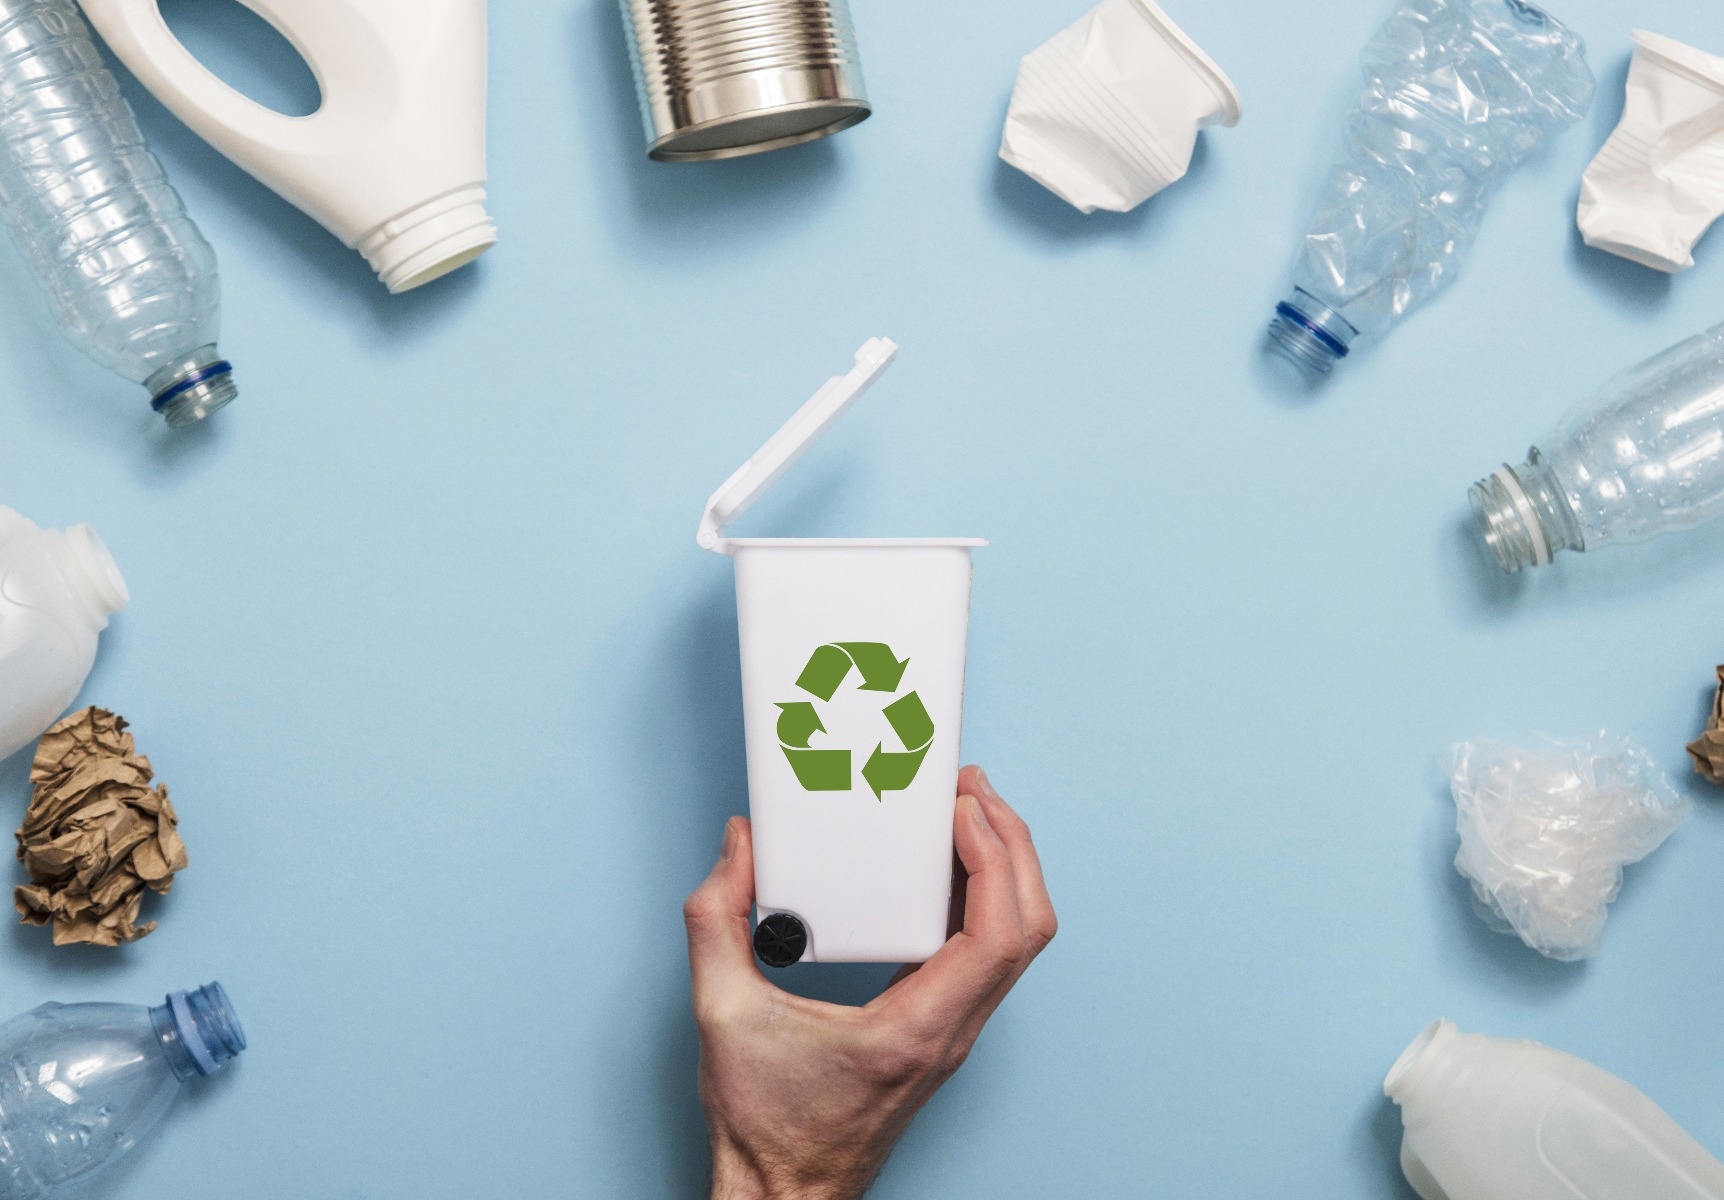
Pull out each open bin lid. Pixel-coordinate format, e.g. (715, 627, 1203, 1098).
(697, 338, 899, 554)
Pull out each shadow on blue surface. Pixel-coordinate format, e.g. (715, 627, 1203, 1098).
(624, 575, 746, 1199)
(1250, 335, 1336, 405)
(1442, 513, 1528, 623)
(576, 0, 849, 256)
(1358, 1094, 1421, 1200)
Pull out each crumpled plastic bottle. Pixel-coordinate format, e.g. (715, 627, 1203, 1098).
(1269, 0, 1595, 373)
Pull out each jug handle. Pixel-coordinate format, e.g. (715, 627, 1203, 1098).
(78, 0, 310, 153)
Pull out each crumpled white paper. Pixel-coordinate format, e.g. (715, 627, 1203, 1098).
(1449, 735, 1689, 962)
(1577, 30, 1724, 273)
(999, 0, 1241, 214)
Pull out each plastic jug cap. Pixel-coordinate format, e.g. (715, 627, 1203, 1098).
(697, 338, 898, 554)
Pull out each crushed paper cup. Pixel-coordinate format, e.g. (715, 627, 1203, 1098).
(999, 0, 1241, 214)
(1577, 30, 1724, 274)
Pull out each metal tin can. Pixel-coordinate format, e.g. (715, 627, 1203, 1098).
(620, 0, 871, 162)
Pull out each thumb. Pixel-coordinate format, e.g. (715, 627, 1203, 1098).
(683, 817, 760, 994)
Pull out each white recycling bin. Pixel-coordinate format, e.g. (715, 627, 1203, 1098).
(698, 339, 984, 965)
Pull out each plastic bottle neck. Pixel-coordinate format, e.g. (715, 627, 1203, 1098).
(54, 525, 129, 627)
(1268, 288, 1358, 374)
(149, 983, 247, 1082)
(146, 344, 236, 428)
(1384, 1019, 1457, 1106)
(1469, 448, 1584, 571)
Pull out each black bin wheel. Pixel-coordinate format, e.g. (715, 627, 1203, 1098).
(753, 913, 808, 968)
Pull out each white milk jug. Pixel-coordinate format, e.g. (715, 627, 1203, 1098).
(699, 340, 984, 966)
(1386, 1019, 1724, 1200)
(78, 0, 495, 293)
(0, 507, 129, 763)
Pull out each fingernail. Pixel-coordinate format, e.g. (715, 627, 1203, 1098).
(720, 819, 739, 862)
(975, 767, 998, 798)
(967, 794, 992, 832)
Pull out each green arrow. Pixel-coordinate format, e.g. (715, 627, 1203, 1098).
(784, 748, 851, 791)
(775, 702, 825, 749)
(861, 744, 930, 799)
(795, 645, 854, 701)
(881, 691, 934, 751)
(836, 643, 910, 692)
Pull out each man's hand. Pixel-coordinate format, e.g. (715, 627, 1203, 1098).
(683, 765, 1057, 1200)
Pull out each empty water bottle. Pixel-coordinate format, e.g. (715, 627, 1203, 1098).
(1268, 0, 1594, 374)
(0, 983, 244, 1197)
(0, 0, 234, 426)
(1471, 323, 1724, 570)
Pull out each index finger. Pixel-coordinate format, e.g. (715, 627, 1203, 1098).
(881, 792, 1027, 1030)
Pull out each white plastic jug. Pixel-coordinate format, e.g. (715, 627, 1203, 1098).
(1386, 1019, 1724, 1200)
(78, 0, 495, 294)
(0, 507, 129, 763)
(699, 340, 985, 966)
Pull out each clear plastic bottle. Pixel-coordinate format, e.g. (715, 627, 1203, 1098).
(0, 0, 235, 426)
(1471, 323, 1724, 571)
(0, 983, 245, 1198)
(1267, 0, 1595, 374)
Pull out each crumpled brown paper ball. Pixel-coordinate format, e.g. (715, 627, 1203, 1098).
(1688, 666, 1724, 785)
(14, 707, 187, 946)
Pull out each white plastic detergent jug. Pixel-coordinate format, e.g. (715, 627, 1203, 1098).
(78, 0, 495, 293)
(699, 340, 985, 966)
(1386, 1019, 1724, 1200)
(0, 507, 129, 764)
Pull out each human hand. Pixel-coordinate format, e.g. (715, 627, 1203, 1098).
(683, 765, 1057, 1200)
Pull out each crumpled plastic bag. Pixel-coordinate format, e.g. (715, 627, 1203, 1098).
(1449, 735, 1688, 961)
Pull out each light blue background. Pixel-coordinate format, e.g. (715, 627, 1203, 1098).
(2, 0, 1723, 1195)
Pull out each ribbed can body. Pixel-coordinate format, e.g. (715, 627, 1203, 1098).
(620, 0, 870, 161)
(0, 0, 221, 390)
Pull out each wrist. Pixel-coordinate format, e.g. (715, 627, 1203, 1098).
(709, 1141, 861, 1200)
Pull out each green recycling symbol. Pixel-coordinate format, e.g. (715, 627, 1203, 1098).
(776, 642, 934, 800)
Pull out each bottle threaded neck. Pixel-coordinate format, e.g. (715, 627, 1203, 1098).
(146, 345, 237, 428)
(151, 982, 246, 1081)
(61, 524, 129, 619)
(1268, 288, 1357, 374)
(1384, 1019, 1455, 1104)
(1470, 465, 1554, 572)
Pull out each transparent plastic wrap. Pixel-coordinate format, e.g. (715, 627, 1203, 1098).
(1269, 0, 1595, 373)
(1448, 735, 1689, 961)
